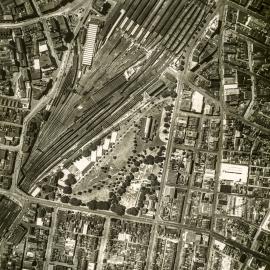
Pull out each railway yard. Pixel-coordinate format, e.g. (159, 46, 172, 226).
(18, 0, 214, 193)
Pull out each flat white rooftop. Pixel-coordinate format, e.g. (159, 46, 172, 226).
(91, 150, 97, 162)
(39, 43, 48, 52)
(220, 163, 249, 183)
(224, 83, 238, 89)
(74, 156, 91, 172)
(97, 145, 103, 157)
(31, 186, 41, 197)
(191, 91, 204, 113)
(103, 138, 110, 150)
(111, 131, 117, 143)
(82, 24, 98, 66)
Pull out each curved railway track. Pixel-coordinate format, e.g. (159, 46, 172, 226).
(19, 0, 216, 192)
(20, 46, 168, 192)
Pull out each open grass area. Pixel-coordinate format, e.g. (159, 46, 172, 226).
(52, 97, 173, 213)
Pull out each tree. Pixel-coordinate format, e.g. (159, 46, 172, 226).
(165, 105, 172, 111)
(131, 167, 139, 173)
(124, 177, 131, 186)
(61, 196, 70, 203)
(52, 176, 59, 186)
(63, 186, 72, 194)
(37, 207, 46, 218)
(56, 171, 64, 179)
(96, 201, 110, 210)
(49, 192, 56, 200)
(157, 149, 163, 156)
(42, 184, 54, 193)
(65, 174, 77, 186)
(137, 189, 147, 208)
(126, 207, 139, 216)
(161, 89, 171, 98)
(170, 91, 177, 98)
(82, 148, 91, 157)
(69, 198, 82, 206)
(160, 146, 166, 151)
(108, 192, 119, 204)
(144, 155, 155, 165)
(89, 144, 97, 151)
(164, 117, 170, 122)
(111, 204, 126, 216)
(154, 155, 164, 163)
(65, 178, 76, 186)
(141, 186, 146, 192)
(134, 160, 141, 167)
(64, 31, 74, 43)
(117, 187, 126, 195)
(101, 2, 111, 15)
(109, 197, 119, 205)
(109, 191, 115, 198)
(138, 200, 144, 208)
(139, 193, 147, 201)
(87, 200, 97, 210)
(148, 174, 157, 181)
(151, 178, 160, 187)
(125, 175, 131, 181)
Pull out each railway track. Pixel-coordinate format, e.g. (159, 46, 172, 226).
(19, 0, 216, 193)
(20, 46, 167, 192)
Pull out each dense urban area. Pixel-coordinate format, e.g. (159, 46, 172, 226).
(0, 0, 270, 269)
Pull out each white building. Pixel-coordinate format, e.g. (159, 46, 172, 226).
(103, 138, 110, 150)
(31, 186, 41, 197)
(111, 131, 118, 143)
(33, 58, 40, 70)
(87, 263, 96, 270)
(97, 145, 103, 157)
(90, 150, 97, 162)
(224, 84, 238, 90)
(36, 217, 43, 226)
(191, 91, 204, 113)
(82, 23, 98, 66)
(220, 163, 249, 183)
(39, 42, 48, 53)
(74, 156, 91, 172)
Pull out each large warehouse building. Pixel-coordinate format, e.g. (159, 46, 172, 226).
(82, 23, 98, 66)
(220, 163, 249, 183)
